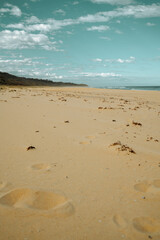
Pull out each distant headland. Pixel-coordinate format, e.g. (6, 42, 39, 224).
(0, 71, 88, 87)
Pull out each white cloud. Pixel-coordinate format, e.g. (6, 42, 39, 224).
(0, 55, 64, 79)
(0, 3, 22, 17)
(6, 23, 24, 29)
(73, 1, 79, 5)
(61, 4, 160, 31)
(30, 70, 63, 79)
(24, 3, 29, 8)
(78, 4, 160, 24)
(121, 56, 135, 63)
(106, 56, 135, 63)
(45, 18, 76, 30)
(25, 18, 76, 32)
(93, 58, 103, 62)
(116, 58, 125, 63)
(81, 72, 121, 77)
(87, 25, 110, 31)
(2, 4, 160, 35)
(66, 31, 73, 34)
(100, 36, 111, 40)
(30, 0, 40, 2)
(6, 18, 68, 33)
(54, 9, 66, 16)
(0, 56, 41, 75)
(45, 73, 63, 79)
(26, 24, 53, 32)
(146, 22, 155, 26)
(0, 58, 36, 65)
(117, 4, 160, 18)
(90, 0, 134, 5)
(78, 13, 109, 23)
(0, 30, 58, 51)
(115, 29, 123, 34)
(26, 16, 40, 24)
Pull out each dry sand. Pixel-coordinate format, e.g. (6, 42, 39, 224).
(0, 86, 160, 240)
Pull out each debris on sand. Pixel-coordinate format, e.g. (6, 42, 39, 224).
(27, 146, 36, 151)
(110, 141, 121, 146)
(146, 136, 159, 142)
(132, 121, 142, 126)
(119, 144, 136, 154)
(110, 141, 136, 154)
(98, 106, 114, 110)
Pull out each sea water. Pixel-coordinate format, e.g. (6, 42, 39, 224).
(101, 86, 160, 91)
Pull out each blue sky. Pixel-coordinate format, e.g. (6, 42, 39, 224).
(0, 0, 160, 87)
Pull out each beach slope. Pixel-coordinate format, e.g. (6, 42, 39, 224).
(0, 86, 160, 240)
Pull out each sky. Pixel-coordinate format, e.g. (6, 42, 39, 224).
(0, 0, 160, 87)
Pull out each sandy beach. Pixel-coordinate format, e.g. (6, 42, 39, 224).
(0, 86, 160, 240)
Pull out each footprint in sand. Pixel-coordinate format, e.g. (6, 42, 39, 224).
(0, 181, 11, 192)
(113, 214, 127, 228)
(0, 181, 7, 190)
(31, 163, 51, 171)
(134, 179, 160, 193)
(86, 136, 96, 140)
(152, 179, 160, 188)
(79, 141, 90, 145)
(133, 217, 160, 233)
(79, 136, 95, 145)
(0, 188, 74, 218)
(134, 181, 151, 192)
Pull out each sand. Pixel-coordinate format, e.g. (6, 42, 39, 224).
(0, 86, 160, 240)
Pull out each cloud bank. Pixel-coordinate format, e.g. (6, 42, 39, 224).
(0, 3, 22, 17)
(0, 30, 57, 50)
(90, 0, 134, 5)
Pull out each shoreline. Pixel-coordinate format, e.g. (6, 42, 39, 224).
(1, 84, 160, 91)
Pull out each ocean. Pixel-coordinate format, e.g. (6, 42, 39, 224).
(101, 86, 160, 91)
